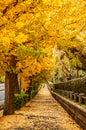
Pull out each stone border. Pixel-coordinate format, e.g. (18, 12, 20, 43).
(53, 89, 86, 105)
(51, 91, 86, 130)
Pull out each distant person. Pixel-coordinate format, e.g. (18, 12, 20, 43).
(43, 84, 45, 88)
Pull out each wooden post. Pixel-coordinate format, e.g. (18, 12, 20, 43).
(79, 93, 85, 104)
(67, 91, 70, 98)
(70, 91, 74, 100)
(74, 93, 78, 102)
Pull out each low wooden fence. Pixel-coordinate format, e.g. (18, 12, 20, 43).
(53, 89, 86, 105)
(50, 90, 86, 130)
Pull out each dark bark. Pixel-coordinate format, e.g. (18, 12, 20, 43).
(3, 71, 17, 115)
(3, 55, 20, 115)
(77, 70, 80, 78)
(14, 74, 20, 94)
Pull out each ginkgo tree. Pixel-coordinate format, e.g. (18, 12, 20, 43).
(0, 0, 55, 115)
(55, 0, 86, 71)
(48, 0, 86, 74)
(18, 44, 55, 90)
(39, 0, 86, 72)
(0, 0, 86, 115)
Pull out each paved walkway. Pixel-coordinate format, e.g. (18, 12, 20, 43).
(0, 85, 82, 130)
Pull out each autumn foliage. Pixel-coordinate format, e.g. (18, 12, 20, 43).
(0, 0, 86, 115)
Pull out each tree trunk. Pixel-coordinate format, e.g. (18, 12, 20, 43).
(19, 76, 22, 93)
(77, 70, 80, 78)
(3, 71, 19, 115)
(3, 55, 20, 115)
(15, 74, 20, 94)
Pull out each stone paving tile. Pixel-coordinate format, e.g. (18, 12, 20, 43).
(0, 85, 82, 130)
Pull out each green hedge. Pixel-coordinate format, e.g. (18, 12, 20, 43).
(14, 93, 29, 110)
(54, 77, 86, 95)
(14, 87, 39, 110)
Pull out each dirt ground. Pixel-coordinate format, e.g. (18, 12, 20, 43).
(0, 85, 82, 130)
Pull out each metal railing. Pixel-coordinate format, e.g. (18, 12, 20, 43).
(0, 89, 4, 91)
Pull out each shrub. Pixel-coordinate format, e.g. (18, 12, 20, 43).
(25, 86, 39, 99)
(30, 89, 38, 99)
(14, 86, 41, 110)
(30, 90, 35, 99)
(14, 93, 29, 110)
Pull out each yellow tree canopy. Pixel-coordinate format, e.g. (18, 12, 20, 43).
(0, 0, 56, 87)
(0, 0, 85, 81)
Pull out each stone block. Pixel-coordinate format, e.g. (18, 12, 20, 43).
(79, 93, 85, 104)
